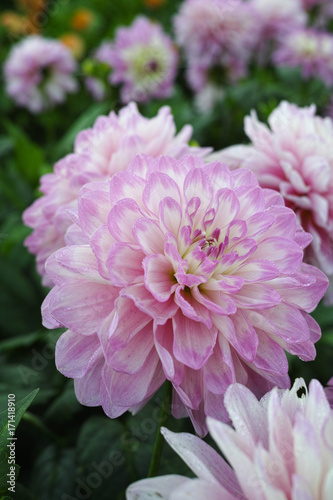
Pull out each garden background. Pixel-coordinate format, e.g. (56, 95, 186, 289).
(0, 0, 333, 499)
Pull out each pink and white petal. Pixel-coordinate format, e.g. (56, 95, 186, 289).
(204, 390, 230, 422)
(171, 478, 237, 500)
(133, 217, 166, 254)
(251, 329, 288, 377)
(323, 465, 333, 500)
(174, 287, 213, 327)
(212, 312, 258, 363)
(78, 180, 111, 238)
(143, 254, 177, 302)
(212, 188, 240, 230)
(90, 224, 115, 280)
(103, 349, 164, 407)
(109, 170, 146, 206)
(204, 161, 234, 189)
(191, 287, 238, 316)
(55, 330, 102, 378)
(154, 321, 184, 385)
(45, 245, 106, 286)
(175, 366, 202, 410)
(172, 310, 217, 370)
(143, 171, 181, 216)
(306, 379, 331, 427)
(245, 212, 276, 239)
(184, 168, 213, 218)
(106, 322, 155, 375)
(231, 283, 281, 310)
(126, 475, 192, 500)
(49, 281, 118, 335)
(122, 282, 178, 324)
(41, 287, 62, 329)
(203, 343, 235, 395)
(236, 186, 266, 219)
(108, 198, 143, 243)
(250, 237, 303, 274)
(159, 197, 182, 237)
(107, 242, 144, 287)
(291, 475, 313, 500)
(74, 357, 104, 406)
(102, 296, 152, 353)
(237, 260, 280, 282)
(161, 427, 243, 498)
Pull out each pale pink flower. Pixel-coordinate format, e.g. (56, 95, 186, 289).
(325, 377, 333, 407)
(42, 154, 327, 435)
(127, 378, 333, 500)
(108, 16, 178, 103)
(274, 29, 333, 86)
(250, 0, 307, 41)
(4, 35, 77, 113)
(173, 0, 258, 91)
(23, 103, 209, 286)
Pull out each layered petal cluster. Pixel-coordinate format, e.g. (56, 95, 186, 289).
(274, 29, 333, 86)
(173, 0, 258, 92)
(213, 101, 333, 301)
(42, 154, 327, 435)
(23, 103, 208, 286)
(127, 378, 333, 500)
(4, 35, 77, 113)
(108, 16, 178, 103)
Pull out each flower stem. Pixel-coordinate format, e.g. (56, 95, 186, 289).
(147, 380, 173, 478)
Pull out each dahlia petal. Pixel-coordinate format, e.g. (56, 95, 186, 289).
(161, 427, 242, 497)
(250, 237, 303, 273)
(244, 212, 275, 239)
(108, 198, 143, 243)
(237, 260, 280, 282)
(106, 323, 155, 375)
(174, 286, 213, 327)
(143, 254, 177, 301)
(184, 168, 213, 218)
(232, 283, 281, 309)
(171, 478, 236, 500)
(90, 224, 115, 280)
(103, 349, 164, 406)
(212, 312, 258, 362)
(55, 330, 101, 378)
(251, 329, 288, 376)
(204, 161, 234, 189)
(203, 342, 235, 394)
(172, 310, 217, 370)
(126, 475, 192, 500)
(107, 242, 144, 286)
(302, 155, 331, 192)
(109, 171, 146, 206)
(191, 287, 237, 315)
(122, 282, 178, 323)
(48, 281, 118, 335)
(133, 217, 166, 254)
(323, 469, 333, 500)
(159, 197, 182, 237)
(143, 171, 181, 215)
(212, 188, 240, 230)
(154, 321, 184, 384)
(175, 367, 202, 410)
(236, 186, 266, 219)
(45, 245, 105, 286)
(78, 180, 111, 237)
(74, 357, 104, 406)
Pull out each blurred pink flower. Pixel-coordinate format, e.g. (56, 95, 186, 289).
(250, 0, 307, 41)
(108, 16, 178, 103)
(23, 103, 209, 286)
(42, 154, 327, 435)
(274, 29, 333, 86)
(174, 0, 258, 90)
(213, 101, 333, 302)
(4, 35, 77, 113)
(325, 377, 333, 407)
(127, 378, 333, 500)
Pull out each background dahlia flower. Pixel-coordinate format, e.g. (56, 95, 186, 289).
(108, 16, 178, 103)
(174, 0, 257, 90)
(274, 29, 333, 86)
(127, 378, 333, 500)
(84, 41, 114, 101)
(3, 35, 78, 113)
(211, 101, 333, 302)
(23, 102, 209, 286)
(42, 154, 327, 436)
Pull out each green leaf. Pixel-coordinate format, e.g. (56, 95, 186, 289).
(54, 102, 111, 159)
(0, 389, 39, 494)
(4, 122, 45, 185)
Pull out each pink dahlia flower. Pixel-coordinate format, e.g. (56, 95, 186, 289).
(127, 378, 333, 500)
(108, 16, 178, 103)
(212, 101, 333, 302)
(42, 154, 327, 435)
(250, 0, 307, 41)
(325, 377, 333, 407)
(174, 0, 258, 90)
(23, 103, 209, 286)
(274, 29, 333, 86)
(4, 35, 77, 113)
